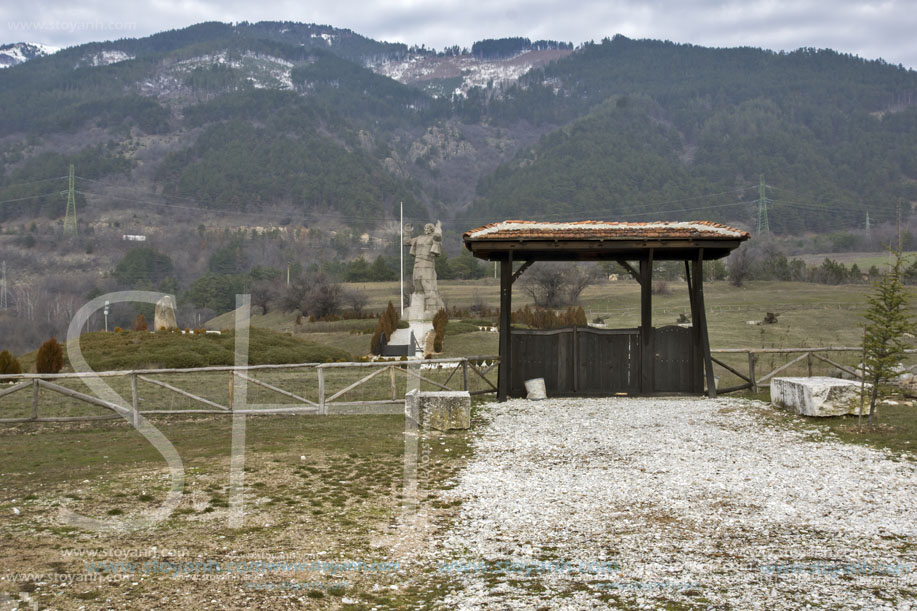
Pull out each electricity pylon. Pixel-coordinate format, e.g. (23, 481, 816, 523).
(756, 174, 770, 234)
(63, 164, 77, 236)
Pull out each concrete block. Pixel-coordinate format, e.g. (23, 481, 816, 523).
(771, 376, 869, 417)
(405, 389, 471, 430)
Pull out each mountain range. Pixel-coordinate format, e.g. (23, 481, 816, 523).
(1, 21, 916, 237)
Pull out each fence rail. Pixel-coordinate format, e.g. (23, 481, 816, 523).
(710, 347, 917, 394)
(4, 348, 914, 422)
(0, 357, 499, 424)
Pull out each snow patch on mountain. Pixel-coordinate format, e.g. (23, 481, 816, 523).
(82, 50, 135, 67)
(136, 51, 296, 97)
(0, 42, 59, 68)
(371, 48, 572, 97)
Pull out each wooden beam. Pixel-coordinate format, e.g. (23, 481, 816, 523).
(511, 260, 534, 284)
(326, 365, 389, 403)
(498, 252, 513, 401)
(37, 380, 130, 415)
(138, 375, 229, 411)
(640, 252, 654, 394)
(467, 360, 498, 391)
(685, 260, 703, 394)
(810, 352, 861, 379)
(693, 249, 717, 398)
(711, 356, 752, 384)
(757, 352, 810, 384)
(0, 381, 30, 400)
(616, 260, 642, 285)
(394, 367, 456, 392)
(234, 371, 319, 407)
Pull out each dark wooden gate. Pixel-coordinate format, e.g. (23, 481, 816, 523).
(510, 325, 695, 397)
(653, 325, 697, 393)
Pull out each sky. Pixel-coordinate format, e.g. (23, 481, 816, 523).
(2, 0, 916, 69)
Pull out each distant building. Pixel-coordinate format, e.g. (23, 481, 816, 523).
(122, 235, 147, 242)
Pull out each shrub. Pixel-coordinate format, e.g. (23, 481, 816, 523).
(36, 337, 64, 374)
(432, 308, 448, 352)
(370, 301, 400, 355)
(133, 314, 148, 331)
(0, 350, 23, 375)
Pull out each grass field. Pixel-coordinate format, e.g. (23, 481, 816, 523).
(0, 413, 475, 608)
(796, 251, 917, 269)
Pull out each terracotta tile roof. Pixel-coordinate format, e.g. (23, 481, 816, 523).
(463, 220, 750, 241)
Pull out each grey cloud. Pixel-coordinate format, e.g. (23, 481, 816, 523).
(0, 0, 913, 68)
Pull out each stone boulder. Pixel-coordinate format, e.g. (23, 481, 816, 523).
(405, 389, 471, 431)
(154, 295, 178, 331)
(771, 376, 869, 417)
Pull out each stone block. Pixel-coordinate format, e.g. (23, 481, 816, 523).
(770, 376, 869, 417)
(405, 389, 471, 430)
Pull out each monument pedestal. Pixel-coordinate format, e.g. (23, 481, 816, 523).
(406, 292, 440, 321)
(408, 321, 433, 358)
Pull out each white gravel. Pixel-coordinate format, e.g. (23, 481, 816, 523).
(428, 397, 917, 610)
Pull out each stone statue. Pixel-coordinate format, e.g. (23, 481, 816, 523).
(404, 220, 445, 319)
(154, 295, 178, 331)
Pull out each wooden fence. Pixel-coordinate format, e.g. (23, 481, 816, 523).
(3, 348, 914, 422)
(0, 357, 499, 424)
(710, 347, 917, 394)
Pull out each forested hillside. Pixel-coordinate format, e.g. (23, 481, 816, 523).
(1, 26, 914, 232)
(472, 36, 917, 232)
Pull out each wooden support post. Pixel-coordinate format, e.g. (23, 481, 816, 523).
(318, 367, 326, 415)
(498, 252, 513, 402)
(131, 373, 139, 426)
(462, 359, 469, 392)
(389, 365, 397, 401)
(693, 249, 716, 398)
(685, 260, 703, 393)
(31, 379, 39, 420)
(807, 352, 813, 377)
(640, 253, 654, 395)
(748, 352, 758, 393)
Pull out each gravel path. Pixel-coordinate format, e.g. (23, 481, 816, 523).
(429, 397, 917, 610)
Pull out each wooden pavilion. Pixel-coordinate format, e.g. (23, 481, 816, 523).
(462, 220, 750, 401)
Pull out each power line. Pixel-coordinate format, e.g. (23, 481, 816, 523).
(0, 192, 61, 206)
(0, 175, 67, 190)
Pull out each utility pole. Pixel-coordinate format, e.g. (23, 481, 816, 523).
(399, 201, 404, 318)
(897, 198, 903, 252)
(0, 260, 8, 310)
(63, 164, 77, 236)
(756, 174, 769, 235)
(865, 210, 871, 232)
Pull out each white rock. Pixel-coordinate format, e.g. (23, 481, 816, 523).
(770, 376, 868, 417)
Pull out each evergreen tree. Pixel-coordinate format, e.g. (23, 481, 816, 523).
(0, 350, 22, 374)
(862, 251, 914, 427)
(36, 337, 64, 374)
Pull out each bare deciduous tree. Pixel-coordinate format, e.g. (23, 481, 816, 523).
(521, 263, 597, 308)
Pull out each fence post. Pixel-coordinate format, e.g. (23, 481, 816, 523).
(462, 359, 469, 392)
(318, 367, 326, 415)
(131, 373, 139, 426)
(31, 379, 39, 420)
(807, 352, 813, 377)
(748, 352, 757, 393)
(389, 365, 397, 401)
(228, 370, 234, 411)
